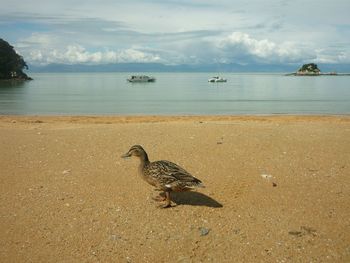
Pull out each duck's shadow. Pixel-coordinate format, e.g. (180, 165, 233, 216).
(171, 192, 223, 208)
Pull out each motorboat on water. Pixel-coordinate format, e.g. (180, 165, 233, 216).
(208, 76, 227, 83)
(127, 75, 156, 82)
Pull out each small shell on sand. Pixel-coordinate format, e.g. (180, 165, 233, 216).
(260, 174, 273, 180)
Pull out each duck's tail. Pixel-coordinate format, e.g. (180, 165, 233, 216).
(188, 178, 205, 188)
(195, 182, 205, 188)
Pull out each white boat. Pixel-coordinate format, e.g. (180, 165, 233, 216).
(208, 76, 227, 83)
(127, 75, 156, 82)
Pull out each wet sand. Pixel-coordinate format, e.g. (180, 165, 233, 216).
(0, 115, 350, 262)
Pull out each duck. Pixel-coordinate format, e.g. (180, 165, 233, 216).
(121, 145, 204, 208)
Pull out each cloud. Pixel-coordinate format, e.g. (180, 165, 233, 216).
(25, 44, 161, 65)
(2, 1, 350, 66)
(16, 31, 162, 64)
(14, 29, 349, 66)
(217, 32, 315, 63)
(16, 31, 346, 66)
(221, 32, 277, 58)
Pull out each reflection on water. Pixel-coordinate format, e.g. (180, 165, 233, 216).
(0, 73, 350, 115)
(0, 80, 29, 114)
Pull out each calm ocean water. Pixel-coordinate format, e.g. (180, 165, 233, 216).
(0, 72, 350, 115)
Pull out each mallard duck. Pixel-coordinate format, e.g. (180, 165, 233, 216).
(121, 145, 204, 208)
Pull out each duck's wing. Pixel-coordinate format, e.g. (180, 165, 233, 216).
(145, 160, 203, 189)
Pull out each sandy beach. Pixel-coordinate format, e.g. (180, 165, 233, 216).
(0, 115, 349, 262)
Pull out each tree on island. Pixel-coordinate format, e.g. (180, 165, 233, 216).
(0, 38, 32, 80)
(297, 63, 321, 75)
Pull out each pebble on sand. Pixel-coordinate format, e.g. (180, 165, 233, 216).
(199, 227, 210, 236)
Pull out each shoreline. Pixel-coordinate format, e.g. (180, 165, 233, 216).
(1, 114, 350, 124)
(285, 73, 350, 76)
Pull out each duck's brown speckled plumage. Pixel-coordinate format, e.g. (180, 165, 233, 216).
(122, 145, 204, 208)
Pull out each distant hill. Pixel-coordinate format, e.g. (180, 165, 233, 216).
(28, 62, 350, 73)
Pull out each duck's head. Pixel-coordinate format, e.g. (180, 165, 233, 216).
(121, 145, 147, 159)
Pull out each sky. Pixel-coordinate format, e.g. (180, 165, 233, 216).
(1, 0, 350, 66)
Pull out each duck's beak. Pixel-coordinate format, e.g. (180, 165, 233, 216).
(121, 152, 131, 159)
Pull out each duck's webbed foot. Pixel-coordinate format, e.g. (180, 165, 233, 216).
(152, 192, 166, 202)
(161, 203, 172, 208)
(160, 192, 172, 209)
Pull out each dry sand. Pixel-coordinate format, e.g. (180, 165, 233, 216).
(0, 115, 349, 262)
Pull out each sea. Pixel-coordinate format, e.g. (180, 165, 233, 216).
(0, 72, 350, 115)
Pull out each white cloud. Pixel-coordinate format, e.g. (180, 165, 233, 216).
(221, 32, 276, 57)
(217, 32, 315, 63)
(42, 46, 158, 65)
(14, 31, 162, 65)
(16, 31, 348, 66)
(24, 43, 161, 65)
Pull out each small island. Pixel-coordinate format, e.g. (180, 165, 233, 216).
(0, 38, 32, 81)
(286, 63, 350, 76)
(296, 63, 321, 75)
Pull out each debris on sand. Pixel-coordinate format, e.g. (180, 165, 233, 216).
(199, 227, 210, 236)
(260, 174, 273, 180)
(289, 226, 317, 237)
